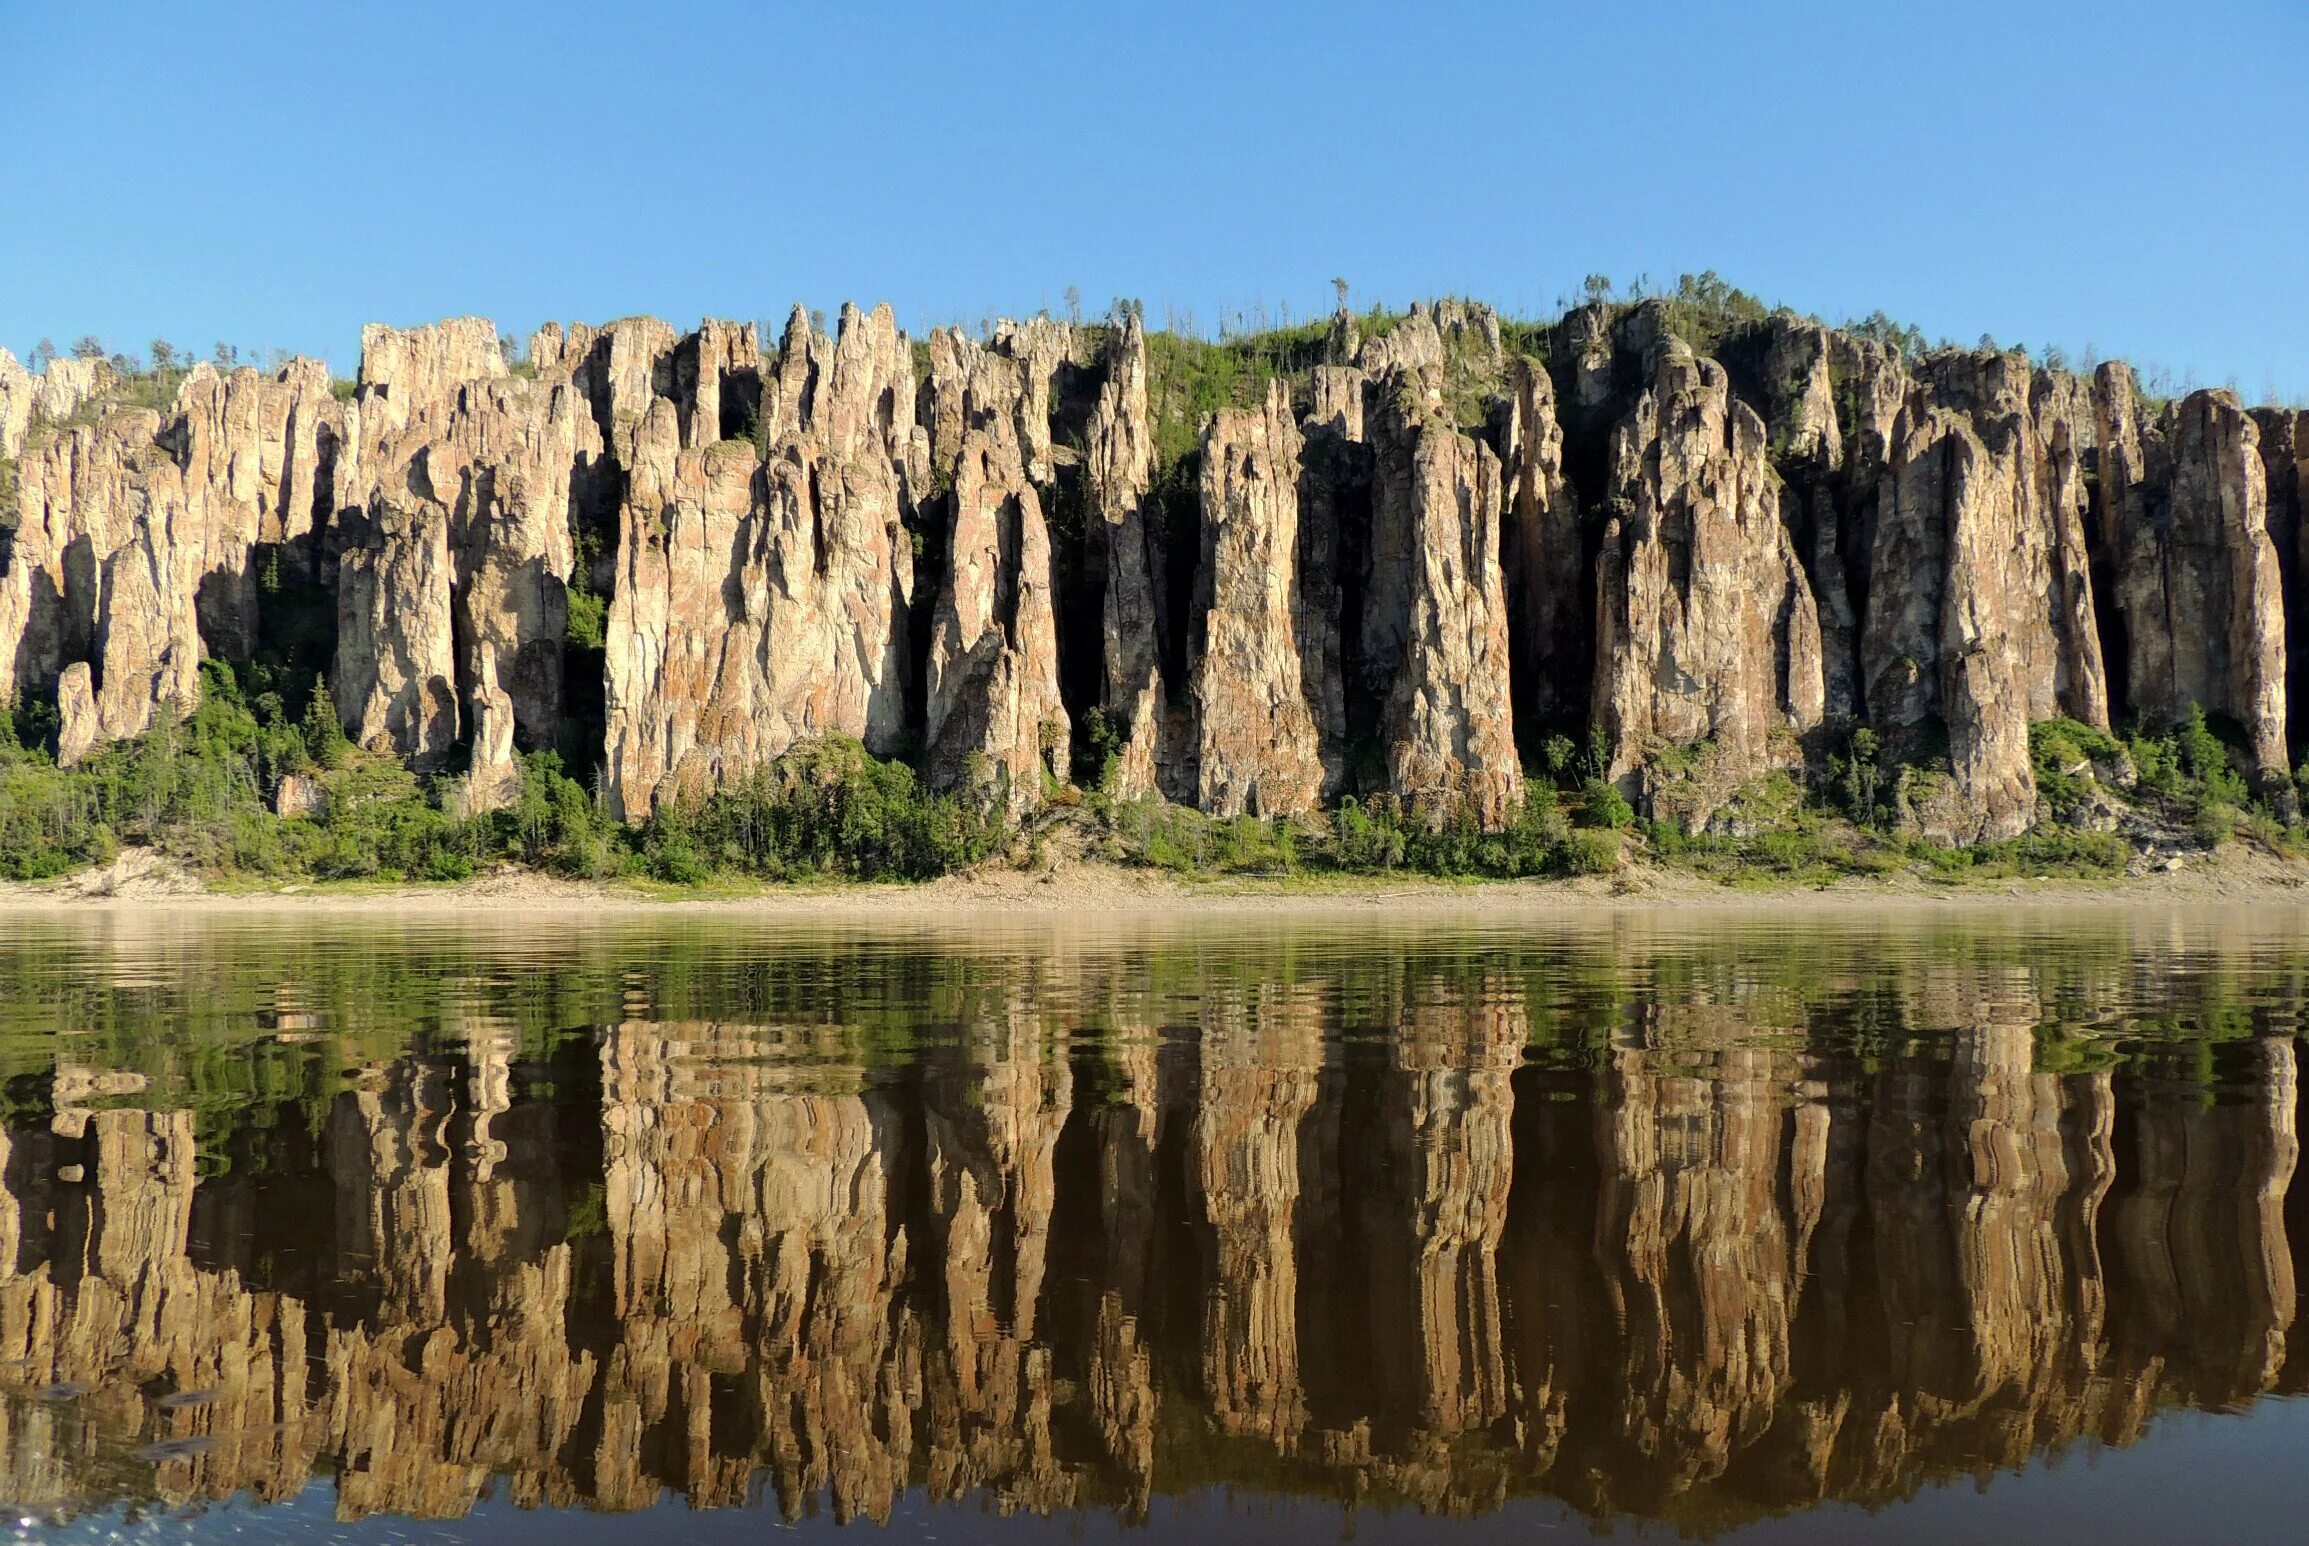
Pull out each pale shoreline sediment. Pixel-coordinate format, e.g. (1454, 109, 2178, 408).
(1, 847, 2305, 921)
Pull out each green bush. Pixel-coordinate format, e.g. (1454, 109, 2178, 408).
(642, 736, 1000, 882)
(1579, 779, 1636, 831)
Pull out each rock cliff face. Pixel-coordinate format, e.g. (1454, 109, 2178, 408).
(1088, 315, 1183, 801)
(1361, 372, 1523, 825)
(1593, 345, 1823, 821)
(7, 292, 2306, 841)
(2095, 369, 2289, 781)
(1191, 380, 1324, 816)
(603, 305, 921, 820)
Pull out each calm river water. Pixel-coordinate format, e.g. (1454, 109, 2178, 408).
(0, 906, 2303, 1543)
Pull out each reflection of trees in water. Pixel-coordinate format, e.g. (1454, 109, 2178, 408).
(0, 932, 2299, 1531)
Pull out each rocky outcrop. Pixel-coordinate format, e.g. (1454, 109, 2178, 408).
(1854, 351, 2114, 843)
(2, 413, 153, 708)
(354, 317, 504, 434)
(1362, 372, 1523, 825)
(924, 399, 1066, 805)
(1088, 315, 1180, 800)
(602, 305, 921, 820)
(1190, 379, 1323, 816)
(334, 447, 459, 767)
(0, 352, 117, 457)
(14, 293, 2309, 849)
(0, 349, 32, 459)
(1762, 319, 1862, 720)
(1500, 356, 1584, 724)
(1593, 345, 1823, 820)
(0, 356, 346, 764)
(2095, 369, 2289, 779)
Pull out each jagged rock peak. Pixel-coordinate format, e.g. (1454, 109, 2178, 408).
(1364, 370, 1524, 827)
(924, 404, 1066, 809)
(1192, 378, 1324, 817)
(356, 318, 505, 427)
(1593, 344, 1823, 825)
(1353, 299, 1502, 390)
(2094, 366, 2288, 782)
(1089, 312, 1184, 801)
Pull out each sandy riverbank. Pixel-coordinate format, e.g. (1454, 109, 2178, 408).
(2, 845, 2307, 919)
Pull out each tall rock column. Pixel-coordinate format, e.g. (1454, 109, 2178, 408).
(1865, 401, 2044, 842)
(924, 347, 1067, 808)
(602, 305, 920, 820)
(1362, 371, 1524, 827)
(1088, 314, 1183, 800)
(334, 446, 460, 768)
(1190, 379, 1324, 816)
(2095, 369, 2289, 781)
(1593, 345, 1824, 822)
(1500, 356, 1585, 727)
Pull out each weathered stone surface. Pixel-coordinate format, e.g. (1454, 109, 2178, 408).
(0, 352, 347, 765)
(53, 662, 97, 766)
(165, 361, 344, 655)
(1761, 320, 1861, 721)
(1875, 407, 2036, 842)
(1309, 366, 1365, 442)
(86, 466, 206, 751)
(924, 409, 1066, 807)
(334, 447, 459, 768)
(990, 317, 1072, 484)
(355, 318, 504, 434)
(675, 319, 762, 448)
(1357, 299, 1500, 388)
(1364, 372, 1523, 826)
(602, 305, 919, 821)
(0, 413, 151, 707)
(1554, 303, 1619, 418)
(1904, 352, 2108, 729)
(1499, 356, 1584, 724)
(1856, 353, 2113, 838)
(1087, 315, 1183, 801)
(927, 319, 1071, 487)
(0, 349, 31, 460)
(2095, 368, 2288, 778)
(1296, 381, 1360, 794)
(1594, 345, 1823, 819)
(1190, 380, 1323, 816)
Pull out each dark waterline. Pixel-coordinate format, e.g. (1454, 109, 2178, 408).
(0, 907, 2303, 1542)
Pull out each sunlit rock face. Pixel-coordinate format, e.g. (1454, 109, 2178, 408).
(20, 300, 2309, 844)
(2095, 367, 2290, 782)
(1593, 343, 1823, 825)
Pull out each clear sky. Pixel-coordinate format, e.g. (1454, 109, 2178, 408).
(4, 0, 2303, 401)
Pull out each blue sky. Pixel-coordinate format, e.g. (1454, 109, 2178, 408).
(3, 0, 2303, 400)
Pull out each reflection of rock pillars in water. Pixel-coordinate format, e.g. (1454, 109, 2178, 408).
(332, 1062, 454, 1323)
(921, 1004, 1075, 1511)
(325, 1039, 596, 1521)
(1376, 981, 1521, 1439)
(1596, 1035, 1801, 1488)
(1091, 1036, 1163, 1516)
(594, 1021, 922, 1520)
(0, 984, 2302, 1530)
(0, 1106, 322, 1513)
(1193, 982, 1323, 1449)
